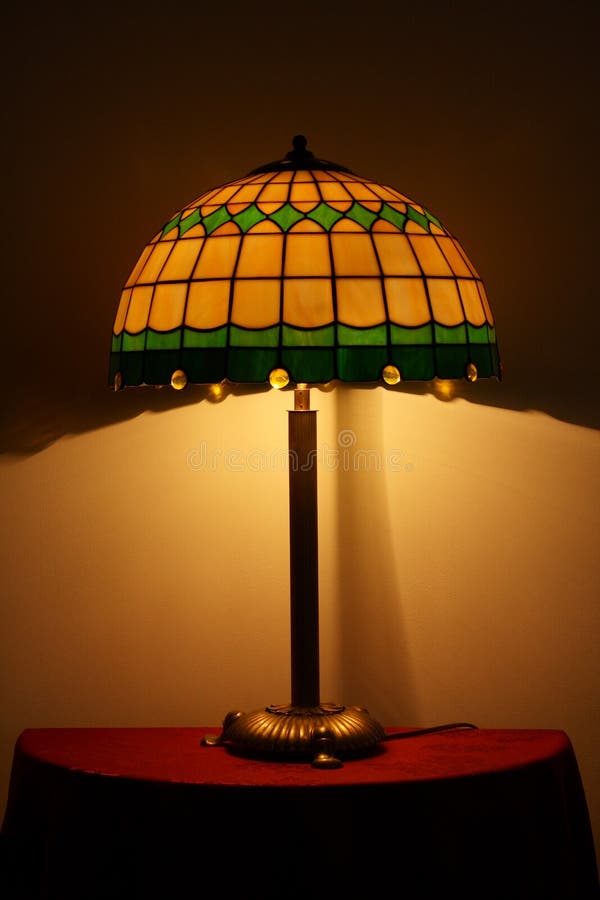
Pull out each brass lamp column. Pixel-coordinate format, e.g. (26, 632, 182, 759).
(203, 385, 386, 768)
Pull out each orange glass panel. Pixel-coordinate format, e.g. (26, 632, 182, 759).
(270, 171, 294, 184)
(283, 278, 333, 327)
(327, 200, 353, 212)
(368, 183, 411, 202)
(212, 222, 241, 236)
(387, 201, 408, 213)
(292, 171, 317, 183)
(405, 219, 428, 234)
(284, 232, 331, 276)
(247, 219, 282, 233)
(233, 184, 264, 203)
(193, 234, 241, 279)
(435, 237, 472, 277)
(457, 279, 486, 325)
(289, 181, 320, 203)
(137, 242, 174, 284)
(331, 218, 364, 232)
(431, 223, 446, 236)
(427, 278, 464, 326)
(409, 236, 453, 276)
(290, 200, 320, 212)
(232, 279, 280, 328)
(185, 280, 230, 329)
(113, 289, 132, 334)
(373, 233, 421, 276)
(125, 285, 154, 333)
(236, 233, 284, 277)
(288, 218, 324, 234)
(318, 181, 353, 202)
(256, 183, 291, 203)
(158, 238, 204, 281)
(159, 227, 178, 242)
(149, 282, 187, 331)
(385, 278, 431, 326)
(372, 219, 399, 233)
(477, 280, 494, 324)
(201, 183, 241, 212)
(331, 233, 380, 276)
(180, 224, 205, 238)
(341, 179, 381, 202)
(125, 244, 153, 287)
(226, 202, 253, 214)
(337, 278, 385, 326)
(453, 238, 480, 277)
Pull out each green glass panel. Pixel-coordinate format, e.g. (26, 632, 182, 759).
(425, 209, 443, 229)
(390, 346, 435, 380)
(390, 323, 433, 345)
(179, 209, 201, 236)
(122, 331, 147, 351)
(144, 349, 181, 384)
(488, 325, 496, 342)
(203, 206, 232, 235)
(468, 323, 493, 344)
(282, 324, 335, 347)
(436, 346, 469, 379)
(269, 203, 304, 231)
(489, 343, 501, 376)
(469, 345, 494, 378)
(435, 323, 467, 345)
(229, 325, 280, 347)
(338, 323, 387, 346)
(233, 204, 266, 232)
(111, 333, 122, 352)
(407, 206, 430, 232)
(182, 348, 227, 383)
(307, 202, 343, 231)
(337, 347, 387, 381)
(162, 214, 181, 237)
(108, 352, 121, 384)
(282, 348, 336, 384)
(346, 202, 378, 230)
(183, 327, 227, 348)
(379, 203, 407, 231)
(146, 328, 182, 350)
(227, 348, 277, 382)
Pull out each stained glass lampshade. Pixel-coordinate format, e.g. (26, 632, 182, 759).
(109, 136, 500, 767)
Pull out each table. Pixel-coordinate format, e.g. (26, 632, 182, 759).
(1, 727, 598, 899)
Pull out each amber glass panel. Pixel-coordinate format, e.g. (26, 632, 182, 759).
(193, 234, 241, 280)
(368, 183, 410, 202)
(148, 283, 187, 331)
(125, 285, 154, 333)
(336, 278, 385, 326)
(256, 183, 291, 207)
(435, 237, 472, 277)
(236, 234, 284, 277)
(453, 238, 480, 277)
(318, 181, 353, 202)
(477, 280, 494, 324)
(283, 279, 333, 327)
(331, 233, 380, 276)
(232, 279, 280, 328)
(185, 280, 230, 329)
(289, 218, 323, 234)
(284, 233, 331, 277)
(158, 238, 204, 282)
(373, 233, 421, 276)
(385, 279, 431, 326)
(113, 289, 132, 334)
(289, 181, 320, 203)
(340, 180, 381, 202)
(247, 219, 282, 234)
(457, 279, 486, 326)
(201, 183, 241, 212)
(233, 184, 264, 203)
(125, 245, 153, 288)
(372, 219, 399, 233)
(427, 279, 464, 326)
(137, 242, 174, 284)
(405, 219, 428, 234)
(409, 236, 453, 276)
(331, 218, 363, 233)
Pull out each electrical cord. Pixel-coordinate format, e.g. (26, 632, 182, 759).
(384, 722, 479, 741)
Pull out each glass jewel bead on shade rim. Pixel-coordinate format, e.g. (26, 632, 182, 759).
(109, 137, 500, 389)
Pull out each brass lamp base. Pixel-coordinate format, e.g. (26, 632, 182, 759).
(202, 703, 386, 769)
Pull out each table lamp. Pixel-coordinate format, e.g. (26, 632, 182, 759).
(109, 136, 500, 768)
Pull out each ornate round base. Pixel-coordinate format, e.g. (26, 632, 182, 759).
(202, 703, 386, 768)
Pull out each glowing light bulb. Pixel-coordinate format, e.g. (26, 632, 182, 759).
(465, 362, 478, 383)
(209, 383, 225, 402)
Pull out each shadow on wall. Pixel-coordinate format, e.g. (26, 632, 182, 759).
(1, 360, 597, 459)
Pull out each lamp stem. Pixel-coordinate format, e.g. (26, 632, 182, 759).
(288, 386, 320, 708)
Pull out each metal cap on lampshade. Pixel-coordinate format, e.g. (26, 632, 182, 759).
(109, 136, 500, 392)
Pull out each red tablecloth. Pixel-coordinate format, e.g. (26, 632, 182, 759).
(1, 727, 598, 898)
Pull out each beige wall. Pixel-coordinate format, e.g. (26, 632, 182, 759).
(2, 385, 599, 860)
